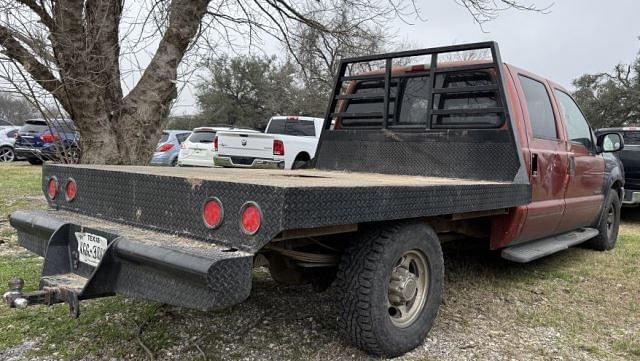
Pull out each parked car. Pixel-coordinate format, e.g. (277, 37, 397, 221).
(4, 42, 625, 357)
(0, 126, 20, 162)
(150, 130, 191, 166)
(178, 126, 258, 167)
(214, 116, 323, 169)
(14, 119, 79, 164)
(597, 126, 639, 205)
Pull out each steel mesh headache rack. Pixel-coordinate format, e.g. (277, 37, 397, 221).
(4, 41, 531, 357)
(315, 41, 528, 182)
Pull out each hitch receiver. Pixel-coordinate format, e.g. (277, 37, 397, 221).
(3, 277, 81, 318)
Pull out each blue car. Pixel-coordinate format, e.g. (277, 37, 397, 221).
(14, 119, 79, 165)
(150, 130, 191, 166)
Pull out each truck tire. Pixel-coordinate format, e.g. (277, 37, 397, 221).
(585, 190, 621, 251)
(27, 157, 43, 165)
(292, 153, 311, 169)
(335, 222, 444, 357)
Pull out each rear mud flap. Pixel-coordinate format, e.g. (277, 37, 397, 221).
(5, 210, 254, 316)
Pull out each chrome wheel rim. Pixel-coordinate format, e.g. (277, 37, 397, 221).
(0, 147, 14, 162)
(387, 249, 429, 328)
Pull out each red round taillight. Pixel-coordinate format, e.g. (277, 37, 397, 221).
(47, 177, 58, 200)
(65, 178, 77, 202)
(240, 202, 261, 235)
(203, 197, 223, 229)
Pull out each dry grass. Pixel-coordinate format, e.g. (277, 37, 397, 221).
(0, 162, 638, 360)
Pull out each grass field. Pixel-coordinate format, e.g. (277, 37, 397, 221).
(0, 162, 638, 360)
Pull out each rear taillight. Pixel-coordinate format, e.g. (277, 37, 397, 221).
(202, 198, 223, 228)
(158, 143, 174, 152)
(240, 202, 261, 235)
(40, 132, 59, 143)
(47, 177, 58, 200)
(214, 135, 218, 152)
(273, 140, 284, 156)
(65, 178, 77, 202)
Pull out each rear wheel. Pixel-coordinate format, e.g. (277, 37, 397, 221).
(0, 146, 15, 162)
(292, 153, 311, 169)
(27, 157, 43, 165)
(335, 222, 444, 357)
(585, 190, 621, 251)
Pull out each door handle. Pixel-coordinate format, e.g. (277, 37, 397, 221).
(568, 156, 576, 175)
(531, 153, 538, 176)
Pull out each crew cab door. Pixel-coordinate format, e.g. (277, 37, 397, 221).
(553, 89, 604, 232)
(512, 71, 570, 242)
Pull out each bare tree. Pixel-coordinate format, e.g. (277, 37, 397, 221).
(0, 0, 545, 164)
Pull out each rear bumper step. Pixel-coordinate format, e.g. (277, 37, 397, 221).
(5, 209, 253, 316)
(501, 228, 599, 263)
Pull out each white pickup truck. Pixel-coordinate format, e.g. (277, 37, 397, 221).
(214, 116, 323, 170)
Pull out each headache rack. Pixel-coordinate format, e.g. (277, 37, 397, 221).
(322, 41, 513, 130)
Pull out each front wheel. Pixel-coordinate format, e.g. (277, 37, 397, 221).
(335, 222, 444, 357)
(27, 157, 43, 165)
(0, 146, 15, 162)
(585, 190, 621, 251)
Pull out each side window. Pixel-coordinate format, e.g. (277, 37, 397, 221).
(7, 130, 18, 138)
(554, 90, 594, 150)
(518, 75, 557, 139)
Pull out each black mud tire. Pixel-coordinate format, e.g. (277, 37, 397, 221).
(27, 157, 43, 165)
(335, 222, 444, 357)
(585, 190, 621, 251)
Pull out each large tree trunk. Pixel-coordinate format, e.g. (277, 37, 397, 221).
(1, 0, 209, 165)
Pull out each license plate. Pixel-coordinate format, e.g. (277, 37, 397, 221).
(75, 232, 108, 267)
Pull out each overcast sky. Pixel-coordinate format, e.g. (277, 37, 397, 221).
(172, 0, 640, 115)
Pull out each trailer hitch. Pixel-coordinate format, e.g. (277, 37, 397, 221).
(3, 277, 81, 318)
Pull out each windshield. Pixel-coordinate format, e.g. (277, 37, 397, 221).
(266, 118, 316, 136)
(188, 130, 216, 143)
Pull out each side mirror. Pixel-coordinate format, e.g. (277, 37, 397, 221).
(597, 132, 624, 153)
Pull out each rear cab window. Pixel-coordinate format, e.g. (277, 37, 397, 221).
(266, 118, 316, 136)
(339, 68, 503, 129)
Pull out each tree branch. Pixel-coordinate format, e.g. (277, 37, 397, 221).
(0, 24, 67, 108)
(16, 0, 55, 29)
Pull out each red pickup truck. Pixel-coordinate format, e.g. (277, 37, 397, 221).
(4, 42, 624, 357)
